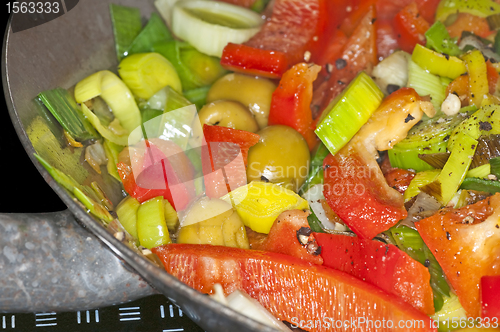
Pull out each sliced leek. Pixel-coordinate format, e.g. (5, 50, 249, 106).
(74, 70, 141, 134)
(103, 139, 124, 181)
(171, 0, 263, 57)
(315, 72, 384, 155)
(153, 40, 227, 91)
(389, 113, 465, 172)
(490, 156, 500, 178)
(460, 177, 500, 193)
(407, 59, 446, 112)
(421, 132, 478, 205)
(412, 44, 466, 80)
(425, 21, 462, 57)
(462, 49, 489, 107)
(38, 88, 99, 141)
(128, 13, 172, 55)
(137, 196, 172, 249)
(118, 52, 182, 100)
(80, 104, 129, 146)
(447, 105, 500, 150)
(110, 4, 142, 61)
(466, 163, 490, 178)
(73, 187, 113, 223)
(404, 170, 441, 202)
(436, 0, 500, 22)
(116, 196, 141, 239)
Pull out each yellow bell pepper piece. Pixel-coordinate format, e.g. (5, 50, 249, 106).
(221, 181, 309, 234)
(412, 44, 466, 80)
(462, 50, 489, 107)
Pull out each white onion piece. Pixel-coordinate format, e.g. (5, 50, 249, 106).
(155, 0, 183, 27)
(302, 184, 348, 231)
(171, 0, 263, 57)
(372, 51, 411, 95)
(210, 284, 291, 331)
(85, 142, 107, 174)
(400, 192, 441, 229)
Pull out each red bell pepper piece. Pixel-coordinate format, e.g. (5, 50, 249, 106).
(482, 275, 500, 319)
(220, 0, 328, 77)
(415, 193, 500, 318)
(323, 144, 407, 240)
(393, 2, 430, 53)
(249, 209, 323, 265)
(202, 125, 259, 198)
(116, 140, 194, 209)
(268, 63, 320, 151)
(152, 244, 436, 331)
(384, 168, 416, 195)
(313, 5, 378, 114)
(446, 13, 492, 39)
(315, 233, 434, 315)
(377, 19, 399, 59)
(220, 43, 289, 79)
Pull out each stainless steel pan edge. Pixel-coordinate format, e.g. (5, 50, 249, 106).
(2, 1, 276, 330)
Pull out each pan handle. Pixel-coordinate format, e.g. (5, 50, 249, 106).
(0, 210, 155, 312)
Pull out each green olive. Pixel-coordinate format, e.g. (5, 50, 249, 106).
(193, 100, 259, 141)
(246, 125, 310, 192)
(206, 73, 276, 129)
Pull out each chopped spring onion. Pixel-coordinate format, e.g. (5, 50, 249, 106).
(116, 196, 140, 239)
(412, 44, 466, 80)
(118, 52, 182, 100)
(420, 132, 478, 205)
(466, 163, 491, 178)
(127, 13, 173, 55)
(435, 0, 500, 22)
(403, 170, 441, 202)
(390, 225, 451, 312)
(407, 59, 446, 112)
(462, 49, 489, 107)
(315, 72, 384, 155)
(171, 0, 263, 57)
(74, 70, 142, 134)
(153, 40, 227, 91)
(425, 21, 462, 57)
(460, 177, 500, 193)
(35, 153, 82, 193)
(109, 4, 142, 61)
(38, 88, 99, 142)
(137, 196, 172, 249)
(80, 104, 129, 146)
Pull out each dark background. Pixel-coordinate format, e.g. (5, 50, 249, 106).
(1, 8, 66, 213)
(0, 6, 204, 332)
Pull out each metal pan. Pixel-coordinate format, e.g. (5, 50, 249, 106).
(2, 1, 275, 330)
